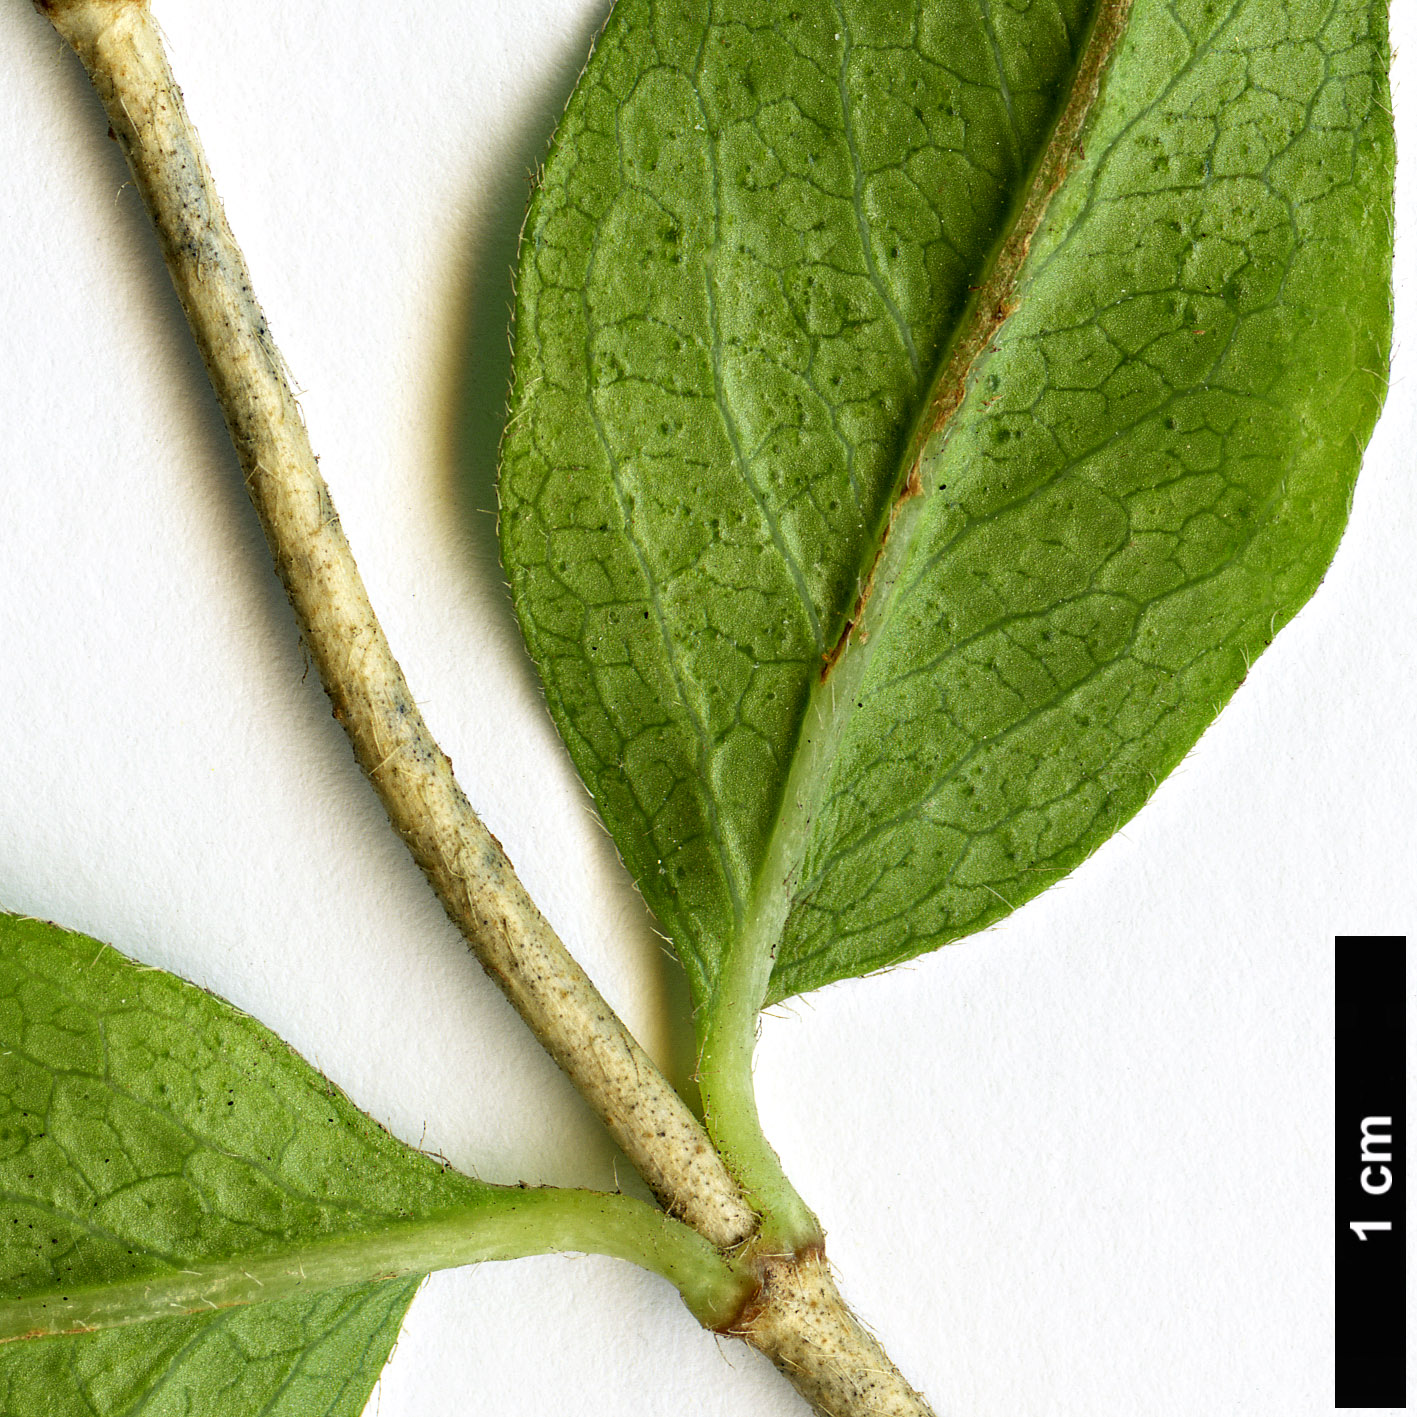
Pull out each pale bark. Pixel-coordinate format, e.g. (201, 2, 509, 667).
(730, 1251, 934, 1417)
(34, 5, 943, 1414)
(36, 0, 754, 1253)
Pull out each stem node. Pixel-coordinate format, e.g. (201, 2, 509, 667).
(729, 1249, 933, 1417)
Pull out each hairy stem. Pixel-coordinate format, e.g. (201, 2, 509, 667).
(729, 1250, 934, 1417)
(36, 0, 754, 1253)
(34, 5, 945, 1412)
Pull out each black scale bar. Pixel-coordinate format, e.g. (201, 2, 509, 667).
(1336, 935, 1406, 1408)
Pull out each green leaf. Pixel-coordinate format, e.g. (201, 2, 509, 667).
(0, 914, 752, 1413)
(500, 0, 1393, 1019)
(0, 1280, 420, 1417)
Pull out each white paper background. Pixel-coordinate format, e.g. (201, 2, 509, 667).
(1, 3, 1412, 1413)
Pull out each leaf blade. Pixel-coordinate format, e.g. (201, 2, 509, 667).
(501, 0, 1098, 1004)
(0, 1279, 419, 1417)
(501, 0, 1393, 1018)
(0, 914, 752, 1408)
(0, 912, 497, 1328)
(769, 0, 1394, 997)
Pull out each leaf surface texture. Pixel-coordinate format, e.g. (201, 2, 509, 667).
(0, 1280, 417, 1417)
(0, 915, 564, 1414)
(501, 0, 1393, 1013)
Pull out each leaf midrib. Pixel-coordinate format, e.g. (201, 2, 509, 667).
(705, 0, 1138, 1025)
(0, 1205, 483, 1344)
(772, 0, 1303, 981)
(0, 1182, 747, 1343)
